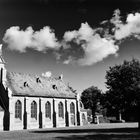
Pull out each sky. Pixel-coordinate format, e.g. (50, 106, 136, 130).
(1, 0, 140, 94)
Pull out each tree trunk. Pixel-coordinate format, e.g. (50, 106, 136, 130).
(91, 108, 96, 123)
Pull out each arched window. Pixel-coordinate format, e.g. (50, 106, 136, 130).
(31, 101, 37, 120)
(82, 113, 86, 121)
(70, 102, 75, 114)
(45, 101, 51, 119)
(58, 102, 64, 118)
(15, 100, 22, 120)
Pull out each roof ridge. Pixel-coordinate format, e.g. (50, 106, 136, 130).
(8, 71, 53, 78)
(7, 71, 65, 82)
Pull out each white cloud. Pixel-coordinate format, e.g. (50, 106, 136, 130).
(33, 26, 60, 51)
(3, 26, 60, 53)
(63, 30, 78, 42)
(78, 22, 94, 41)
(112, 11, 140, 40)
(63, 22, 94, 43)
(4, 9, 140, 66)
(63, 56, 73, 64)
(63, 22, 118, 66)
(42, 71, 52, 77)
(3, 26, 33, 52)
(110, 9, 122, 29)
(62, 10, 140, 66)
(78, 34, 119, 66)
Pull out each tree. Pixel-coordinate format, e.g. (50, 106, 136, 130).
(81, 86, 102, 123)
(105, 59, 140, 123)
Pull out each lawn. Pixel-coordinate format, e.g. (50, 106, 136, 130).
(0, 123, 139, 140)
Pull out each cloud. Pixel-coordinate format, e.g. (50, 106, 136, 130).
(3, 9, 140, 66)
(111, 10, 140, 40)
(62, 22, 118, 66)
(63, 22, 94, 44)
(3, 26, 33, 52)
(78, 34, 118, 66)
(78, 22, 94, 41)
(63, 56, 74, 64)
(42, 71, 52, 77)
(62, 10, 140, 66)
(63, 30, 78, 42)
(3, 26, 60, 53)
(110, 9, 122, 29)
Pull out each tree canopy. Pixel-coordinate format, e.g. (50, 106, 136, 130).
(105, 58, 140, 121)
(81, 86, 102, 122)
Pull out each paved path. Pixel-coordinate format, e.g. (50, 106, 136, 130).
(0, 123, 139, 140)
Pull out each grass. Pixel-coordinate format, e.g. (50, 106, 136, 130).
(0, 123, 139, 140)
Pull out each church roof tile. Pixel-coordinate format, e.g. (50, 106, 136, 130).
(6, 72, 76, 99)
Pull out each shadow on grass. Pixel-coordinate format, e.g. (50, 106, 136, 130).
(56, 133, 140, 140)
(30, 128, 140, 140)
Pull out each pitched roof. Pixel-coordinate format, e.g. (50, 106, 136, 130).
(6, 72, 76, 99)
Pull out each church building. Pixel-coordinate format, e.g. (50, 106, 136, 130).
(0, 45, 86, 131)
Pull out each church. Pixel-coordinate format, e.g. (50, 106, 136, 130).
(0, 45, 87, 131)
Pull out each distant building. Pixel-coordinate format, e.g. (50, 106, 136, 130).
(0, 45, 87, 131)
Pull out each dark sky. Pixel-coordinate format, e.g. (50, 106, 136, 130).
(0, 0, 139, 38)
(1, 0, 140, 93)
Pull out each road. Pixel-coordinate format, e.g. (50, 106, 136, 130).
(0, 123, 139, 140)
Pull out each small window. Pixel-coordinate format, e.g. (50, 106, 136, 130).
(45, 101, 51, 119)
(52, 85, 57, 90)
(58, 102, 64, 118)
(24, 82, 29, 87)
(31, 101, 37, 120)
(36, 77, 41, 83)
(15, 100, 22, 120)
